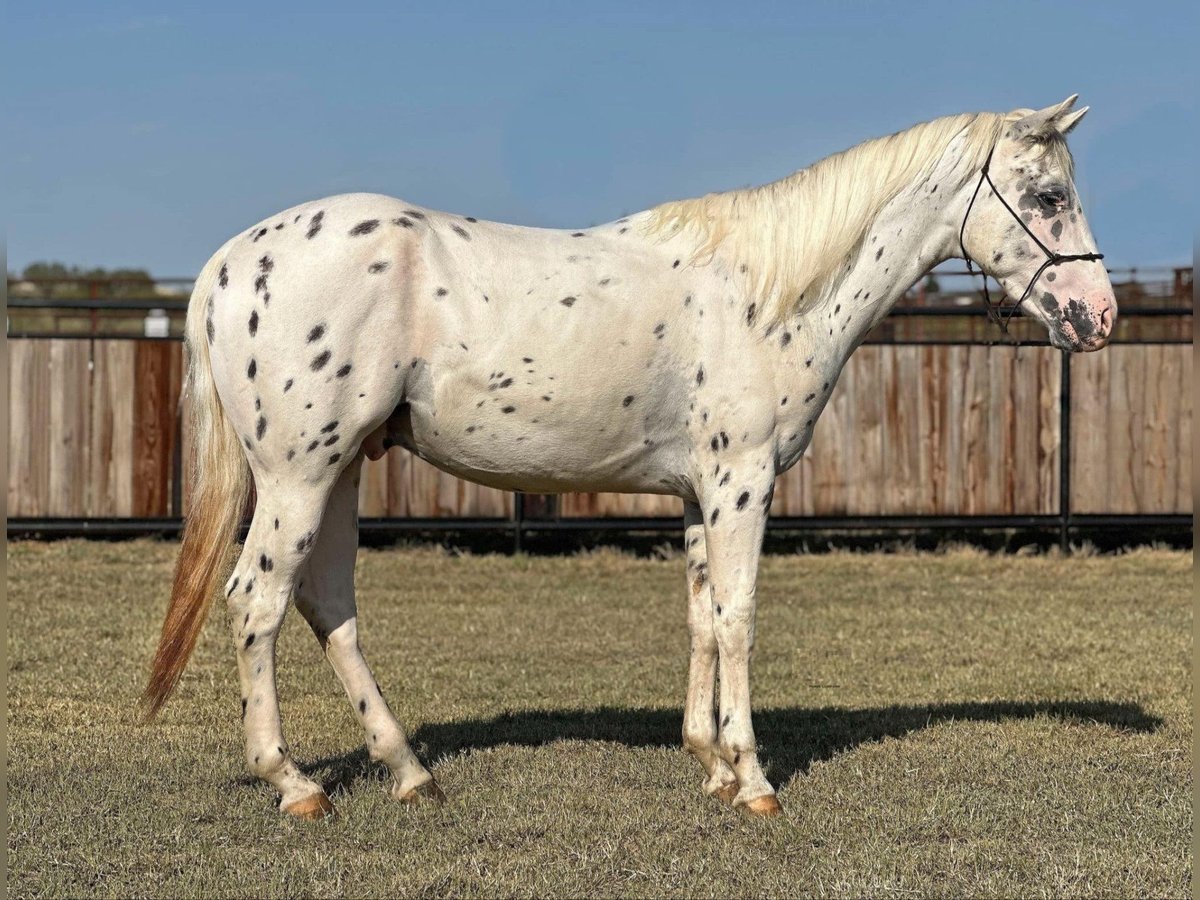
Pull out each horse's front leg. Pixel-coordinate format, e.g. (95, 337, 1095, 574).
(682, 501, 739, 804)
(700, 460, 781, 817)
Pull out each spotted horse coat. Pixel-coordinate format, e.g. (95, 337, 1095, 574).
(146, 96, 1115, 820)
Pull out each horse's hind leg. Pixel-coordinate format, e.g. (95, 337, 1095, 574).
(224, 477, 337, 820)
(682, 501, 739, 804)
(295, 454, 442, 804)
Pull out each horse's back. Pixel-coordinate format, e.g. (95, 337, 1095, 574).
(202, 192, 705, 494)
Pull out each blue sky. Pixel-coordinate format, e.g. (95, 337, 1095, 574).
(6, 1, 1196, 276)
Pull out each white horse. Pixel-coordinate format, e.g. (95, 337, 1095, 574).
(146, 96, 1114, 819)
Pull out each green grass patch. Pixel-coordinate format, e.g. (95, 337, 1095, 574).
(7, 541, 1192, 898)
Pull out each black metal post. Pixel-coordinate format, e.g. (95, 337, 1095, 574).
(513, 492, 525, 553)
(1059, 350, 1072, 554)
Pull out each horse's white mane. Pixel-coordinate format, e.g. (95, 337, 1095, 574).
(646, 109, 1072, 324)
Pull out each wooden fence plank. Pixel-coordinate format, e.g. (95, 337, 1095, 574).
(90, 341, 137, 516)
(887, 345, 921, 513)
(854, 347, 884, 514)
(1142, 347, 1172, 511)
(984, 347, 1012, 513)
(942, 346, 967, 512)
(1104, 348, 1138, 513)
(1177, 348, 1193, 513)
(168, 341, 185, 516)
(358, 456, 389, 517)
(132, 342, 179, 516)
(811, 357, 852, 514)
(962, 346, 988, 513)
(916, 345, 938, 513)
(48, 341, 91, 516)
(8, 341, 51, 516)
(1010, 347, 1038, 514)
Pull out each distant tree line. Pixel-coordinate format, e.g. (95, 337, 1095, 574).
(8, 261, 157, 298)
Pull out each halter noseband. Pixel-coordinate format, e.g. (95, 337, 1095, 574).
(958, 145, 1104, 333)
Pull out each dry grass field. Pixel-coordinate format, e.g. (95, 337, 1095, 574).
(6, 540, 1192, 898)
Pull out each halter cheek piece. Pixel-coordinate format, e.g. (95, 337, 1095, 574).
(958, 145, 1104, 333)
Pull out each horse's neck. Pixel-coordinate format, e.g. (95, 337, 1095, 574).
(795, 161, 964, 367)
(760, 155, 966, 471)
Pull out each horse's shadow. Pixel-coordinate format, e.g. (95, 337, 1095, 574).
(299, 699, 1160, 799)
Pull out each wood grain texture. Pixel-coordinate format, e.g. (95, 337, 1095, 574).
(132, 342, 179, 516)
(1071, 345, 1192, 514)
(90, 341, 136, 515)
(8, 341, 51, 516)
(48, 341, 91, 515)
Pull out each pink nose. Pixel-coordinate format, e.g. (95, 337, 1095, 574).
(1100, 304, 1114, 333)
(1086, 301, 1116, 350)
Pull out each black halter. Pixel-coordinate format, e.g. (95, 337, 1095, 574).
(958, 145, 1104, 333)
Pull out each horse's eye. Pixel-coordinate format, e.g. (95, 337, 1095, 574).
(1037, 190, 1066, 208)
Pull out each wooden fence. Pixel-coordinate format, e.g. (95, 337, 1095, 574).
(7, 338, 1191, 522)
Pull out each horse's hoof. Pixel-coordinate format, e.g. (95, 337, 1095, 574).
(713, 782, 739, 806)
(396, 779, 446, 806)
(282, 791, 336, 821)
(740, 794, 783, 818)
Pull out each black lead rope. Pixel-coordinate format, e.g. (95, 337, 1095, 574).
(958, 145, 1104, 333)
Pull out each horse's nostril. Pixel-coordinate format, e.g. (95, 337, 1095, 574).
(1100, 305, 1114, 331)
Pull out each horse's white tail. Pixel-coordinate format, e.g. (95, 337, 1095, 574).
(143, 244, 251, 718)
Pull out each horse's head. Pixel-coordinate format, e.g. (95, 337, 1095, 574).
(961, 95, 1116, 351)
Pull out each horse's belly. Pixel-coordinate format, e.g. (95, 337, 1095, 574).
(401, 379, 687, 495)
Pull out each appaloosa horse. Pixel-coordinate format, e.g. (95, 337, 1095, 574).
(146, 96, 1114, 819)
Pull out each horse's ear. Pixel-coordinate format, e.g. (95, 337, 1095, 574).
(1012, 94, 1081, 138)
(1056, 106, 1089, 135)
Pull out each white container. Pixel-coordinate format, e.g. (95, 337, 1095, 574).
(144, 308, 170, 338)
